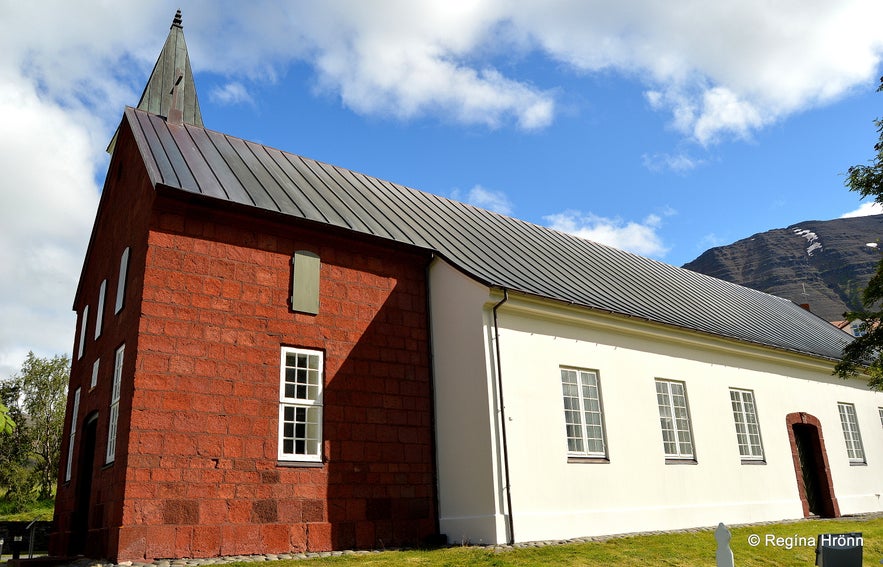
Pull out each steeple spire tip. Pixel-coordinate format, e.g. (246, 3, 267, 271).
(172, 9, 183, 29)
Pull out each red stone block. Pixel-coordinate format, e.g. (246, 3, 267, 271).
(164, 433, 197, 456)
(306, 522, 333, 551)
(220, 280, 241, 299)
(355, 521, 376, 549)
(116, 526, 148, 560)
(223, 499, 250, 523)
(203, 414, 229, 435)
(198, 499, 228, 523)
(144, 525, 177, 559)
(289, 524, 307, 552)
(260, 524, 290, 553)
(273, 498, 300, 523)
(175, 525, 193, 556)
(192, 525, 221, 557)
(219, 524, 261, 556)
(185, 483, 223, 500)
(150, 466, 182, 483)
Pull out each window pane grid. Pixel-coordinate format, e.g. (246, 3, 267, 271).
(656, 380, 694, 459)
(91, 359, 100, 389)
(838, 403, 865, 463)
(730, 389, 764, 459)
(95, 280, 106, 339)
(65, 388, 81, 482)
(283, 352, 322, 404)
(560, 368, 605, 457)
(115, 247, 129, 314)
(279, 348, 323, 462)
(77, 305, 89, 360)
(280, 404, 321, 457)
(111, 347, 124, 403)
(106, 345, 124, 464)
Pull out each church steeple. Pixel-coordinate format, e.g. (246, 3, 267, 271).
(136, 9, 203, 126)
(108, 10, 203, 153)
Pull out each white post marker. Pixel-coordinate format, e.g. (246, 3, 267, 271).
(715, 523, 735, 567)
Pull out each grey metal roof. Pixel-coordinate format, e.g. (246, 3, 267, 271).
(124, 107, 853, 361)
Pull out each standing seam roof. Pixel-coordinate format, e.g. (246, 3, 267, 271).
(125, 107, 853, 361)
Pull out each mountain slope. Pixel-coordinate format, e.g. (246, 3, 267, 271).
(682, 215, 883, 322)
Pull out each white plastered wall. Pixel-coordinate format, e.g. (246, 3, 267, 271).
(494, 296, 883, 542)
(428, 256, 883, 545)
(429, 259, 509, 544)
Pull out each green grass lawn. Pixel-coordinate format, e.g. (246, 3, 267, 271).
(227, 516, 882, 567)
(1, 500, 880, 565)
(0, 497, 54, 522)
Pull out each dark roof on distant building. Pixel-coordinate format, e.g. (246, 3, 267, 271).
(121, 106, 853, 362)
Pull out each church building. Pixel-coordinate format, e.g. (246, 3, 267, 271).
(52, 12, 883, 562)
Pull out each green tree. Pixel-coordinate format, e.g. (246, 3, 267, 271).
(0, 380, 34, 510)
(0, 400, 14, 434)
(835, 77, 883, 390)
(12, 352, 70, 500)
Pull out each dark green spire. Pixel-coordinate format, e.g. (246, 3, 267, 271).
(136, 9, 203, 126)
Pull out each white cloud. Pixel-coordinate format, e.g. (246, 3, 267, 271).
(209, 82, 255, 106)
(544, 210, 669, 258)
(696, 233, 728, 257)
(642, 152, 703, 173)
(841, 201, 883, 218)
(296, 2, 555, 130)
(15, 0, 872, 141)
(2, 0, 883, 377)
(0, 73, 100, 380)
(452, 185, 514, 215)
(509, 1, 883, 142)
(215, 0, 882, 140)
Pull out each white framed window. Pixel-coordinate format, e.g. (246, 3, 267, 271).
(114, 247, 130, 314)
(77, 305, 89, 360)
(95, 279, 107, 339)
(65, 387, 81, 483)
(655, 379, 695, 460)
(560, 367, 606, 457)
(837, 402, 865, 464)
(91, 359, 100, 389)
(106, 344, 124, 464)
(278, 347, 323, 462)
(730, 389, 764, 461)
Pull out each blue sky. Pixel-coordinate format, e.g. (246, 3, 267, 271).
(1, 1, 883, 378)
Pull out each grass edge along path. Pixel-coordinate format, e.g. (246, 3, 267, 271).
(222, 515, 883, 567)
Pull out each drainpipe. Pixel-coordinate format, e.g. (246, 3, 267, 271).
(491, 289, 515, 545)
(424, 254, 443, 540)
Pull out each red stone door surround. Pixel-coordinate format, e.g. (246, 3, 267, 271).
(785, 412, 840, 518)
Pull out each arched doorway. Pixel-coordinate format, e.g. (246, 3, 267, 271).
(785, 412, 839, 518)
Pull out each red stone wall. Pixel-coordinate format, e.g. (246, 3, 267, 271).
(51, 118, 155, 557)
(113, 196, 437, 561)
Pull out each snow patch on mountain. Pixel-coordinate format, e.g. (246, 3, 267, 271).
(793, 228, 823, 256)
